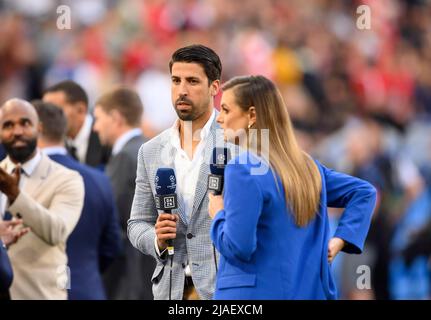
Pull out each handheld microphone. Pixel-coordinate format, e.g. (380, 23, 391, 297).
(155, 168, 178, 255)
(208, 147, 231, 195)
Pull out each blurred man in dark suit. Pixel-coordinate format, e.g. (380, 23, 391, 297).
(33, 100, 123, 300)
(94, 87, 154, 300)
(43, 80, 111, 170)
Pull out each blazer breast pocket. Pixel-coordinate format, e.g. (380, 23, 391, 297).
(217, 273, 256, 289)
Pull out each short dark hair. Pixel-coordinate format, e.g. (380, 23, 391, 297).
(44, 80, 89, 108)
(95, 87, 143, 127)
(32, 100, 67, 143)
(169, 44, 222, 84)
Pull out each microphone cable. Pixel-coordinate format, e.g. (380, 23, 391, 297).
(169, 253, 173, 300)
(213, 244, 218, 273)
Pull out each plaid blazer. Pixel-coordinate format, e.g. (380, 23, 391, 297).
(128, 114, 235, 300)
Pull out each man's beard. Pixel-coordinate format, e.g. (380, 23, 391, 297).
(3, 137, 37, 163)
(174, 97, 207, 121)
(175, 107, 199, 121)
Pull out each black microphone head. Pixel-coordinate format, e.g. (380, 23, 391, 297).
(155, 168, 177, 195)
(210, 147, 231, 175)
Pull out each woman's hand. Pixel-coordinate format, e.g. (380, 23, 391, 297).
(208, 193, 224, 219)
(328, 237, 345, 263)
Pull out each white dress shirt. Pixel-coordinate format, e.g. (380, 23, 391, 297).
(111, 128, 143, 156)
(68, 114, 93, 163)
(1, 151, 42, 218)
(41, 146, 68, 156)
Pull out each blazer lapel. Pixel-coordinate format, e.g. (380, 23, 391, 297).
(24, 155, 52, 199)
(190, 118, 221, 219)
(156, 134, 189, 226)
(0, 155, 51, 199)
(176, 190, 188, 226)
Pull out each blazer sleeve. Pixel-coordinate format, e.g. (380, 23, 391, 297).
(0, 240, 13, 292)
(127, 145, 164, 263)
(321, 163, 377, 254)
(8, 170, 84, 246)
(210, 162, 263, 263)
(108, 152, 138, 230)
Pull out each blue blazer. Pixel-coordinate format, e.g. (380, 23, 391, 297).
(0, 240, 13, 293)
(49, 154, 122, 300)
(1, 143, 11, 293)
(0, 144, 6, 162)
(211, 152, 377, 300)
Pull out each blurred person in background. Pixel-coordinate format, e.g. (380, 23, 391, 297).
(43, 80, 111, 170)
(34, 100, 123, 300)
(0, 98, 84, 299)
(93, 87, 153, 300)
(402, 162, 431, 270)
(337, 118, 389, 300)
(403, 219, 431, 272)
(0, 14, 42, 105)
(331, 116, 428, 299)
(387, 149, 430, 300)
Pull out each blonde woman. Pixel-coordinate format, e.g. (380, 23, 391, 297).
(208, 75, 377, 299)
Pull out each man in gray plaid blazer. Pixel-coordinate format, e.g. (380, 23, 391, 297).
(128, 45, 226, 300)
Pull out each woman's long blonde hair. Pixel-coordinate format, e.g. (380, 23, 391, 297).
(222, 75, 322, 227)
